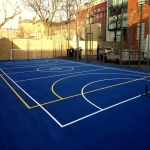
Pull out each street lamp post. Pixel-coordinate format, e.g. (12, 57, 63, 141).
(84, 2, 89, 62)
(84, 2, 93, 62)
(27, 32, 29, 60)
(85, 15, 87, 62)
(120, 1, 124, 66)
(137, 0, 145, 69)
(89, 14, 92, 62)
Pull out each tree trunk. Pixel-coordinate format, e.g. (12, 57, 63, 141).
(114, 30, 117, 42)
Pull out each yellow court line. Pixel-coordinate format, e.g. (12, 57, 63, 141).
(30, 93, 82, 109)
(51, 73, 91, 99)
(31, 76, 146, 109)
(83, 77, 146, 95)
(0, 75, 30, 109)
(52, 73, 146, 100)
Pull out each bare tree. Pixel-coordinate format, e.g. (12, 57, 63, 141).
(75, 0, 97, 37)
(108, 0, 127, 42)
(20, 0, 61, 39)
(60, 0, 76, 40)
(59, 0, 95, 47)
(0, 0, 22, 27)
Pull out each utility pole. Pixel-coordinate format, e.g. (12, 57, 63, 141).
(120, 1, 124, 66)
(137, 0, 145, 68)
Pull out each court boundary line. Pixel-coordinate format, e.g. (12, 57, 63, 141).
(1, 59, 87, 70)
(62, 94, 141, 128)
(30, 73, 144, 108)
(4, 59, 58, 66)
(0, 69, 63, 128)
(0, 74, 30, 109)
(15, 68, 106, 82)
(51, 74, 145, 127)
(1, 58, 147, 76)
(0, 59, 148, 128)
(1, 60, 60, 70)
(30, 76, 145, 128)
(0, 64, 85, 75)
(59, 59, 146, 75)
(7, 58, 145, 83)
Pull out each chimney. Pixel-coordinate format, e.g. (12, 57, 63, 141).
(33, 16, 37, 23)
(19, 16, 22, 23)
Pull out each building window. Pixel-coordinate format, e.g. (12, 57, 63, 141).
(98, 8, 100, 12)
(79, 20, 81, 25)
(97, 14, 99, 18)
(100, 13, 102, 17)
(90, 11, 93, 15)
(110, 32, 114, 38)
(98, 26, 101, 31)
(98, 35, 102, 40)
(137, 23, 145, 39)
(94, 10, 96, 14)
(87, 19, 89, 25)
(138, 0, 145, 5)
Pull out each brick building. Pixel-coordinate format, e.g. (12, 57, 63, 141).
(127, 0, 149, 50)
(106, 0, 128, 42)
(76, 0, 107, 41)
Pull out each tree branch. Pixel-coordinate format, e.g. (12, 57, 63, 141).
(0, 0, 22, 27)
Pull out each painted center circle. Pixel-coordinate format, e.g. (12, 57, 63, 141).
(50, 67, 61, 70)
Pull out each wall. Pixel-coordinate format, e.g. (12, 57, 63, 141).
(0, 37, 120, 60)
(127, 0, 149, 50)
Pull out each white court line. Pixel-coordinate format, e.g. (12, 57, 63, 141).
(44, 60, 49, 62)
(15, 68, 106, 82)
(81, 77, 145, 111)
(1, 58, 148, 76)
(2, 63, 64, 69)
(3, 59, 57, 68)
(1, 59, 148, 128)
(81, 78, 135, 110)
(0, 69, 63, 128)
(62, 94, 141, 128)
(1, 64, 53, 69)
(4, 59, 57, 65)
(4, 70, 38, 75)
(15, 71, 143, 83)
(37, 66, 73, 72)
(0, 64, 86, 75)
(59, 59, 146, 75)
(1, 62, 89, 70)
(11, 59, 145, 82)
(4, 59, 145, 82)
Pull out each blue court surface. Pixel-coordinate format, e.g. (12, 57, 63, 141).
(0, 58, 150, 150)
